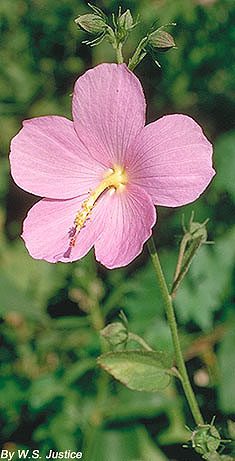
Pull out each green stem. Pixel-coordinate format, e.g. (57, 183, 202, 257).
(128, 36, 148, 71)
(147, 236, 204, 426)
(173, 235, 188, 284)
(171, 234, 189, 299)
(116, 42, 124, 63)
(83, 287, 108, 454)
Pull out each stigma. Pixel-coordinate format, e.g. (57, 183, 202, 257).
(69, 165, 127, 248)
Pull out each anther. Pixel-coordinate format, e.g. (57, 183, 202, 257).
(68, 165, 128, 249)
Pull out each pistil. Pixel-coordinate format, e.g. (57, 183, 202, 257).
(69, 165, 127, 248)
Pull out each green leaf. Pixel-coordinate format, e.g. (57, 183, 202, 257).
(84, 425, 167, 461)
(171, 215, 209, 297)
(175, 227, 235, 330)
(136, 427, 169, 461)
(104, 389, 168, 421)
(84, 426, 142, 461)
(97, 350, 173, 392)
(63, 358, 96, 385)
(29, 375, 66, 410)
(0, 239, 65, 320)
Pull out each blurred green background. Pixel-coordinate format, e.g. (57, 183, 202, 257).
(0, 0, 235, 460)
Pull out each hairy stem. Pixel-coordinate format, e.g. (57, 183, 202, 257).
(128, 36, 148, 71)
(147, 236, 204, 426)
(116, 42, 124, 63)
(83, 265, 108, 454)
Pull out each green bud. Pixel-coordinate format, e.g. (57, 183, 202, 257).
(100, 322, 128, 347)
(189, 221, 208, 242)
(75, 13, 107, 34)
(191, 424, 221, 455)
(118, 9, 133, 31)
(203, 454, 222, 461)
(148, 29, 175, 50)
(171, 213, 210, 298)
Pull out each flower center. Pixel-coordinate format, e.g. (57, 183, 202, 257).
(69, 165, 127, 248)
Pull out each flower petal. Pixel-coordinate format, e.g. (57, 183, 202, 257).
(94, 184, 156, 269)
(22, 184, 156, 268)
(10, 116, 105, 199)
(129, 114, 215, 207)
(72, 63, 146, 166)
(22, 195, 105, 263)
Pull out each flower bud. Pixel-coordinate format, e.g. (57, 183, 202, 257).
(191, 424, 221, 455)
(118, 10, 133, 31)
(75, 13, 106, 35)
(189, 221, 208, 242)
(100, 322, 128, 347)
(148, 29, 175, 50)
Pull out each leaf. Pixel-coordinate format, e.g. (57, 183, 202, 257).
(63, 358, 96, 385)
(84, 426, 142, 461)
(0, 378, 26, 437)
(29, 375, 66, 410)
(97, 350, 173, 392)
(33, 390, 83, 450)
(104, 389, 168, 421)
(136, 427, 169, 461)
(84, 425, 167, 461)
(171, 216, 209, 297)
(174, 227, 235, 330)
(0, 238, 68, 320)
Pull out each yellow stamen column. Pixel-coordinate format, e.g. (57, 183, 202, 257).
(70, 165, 128, 247)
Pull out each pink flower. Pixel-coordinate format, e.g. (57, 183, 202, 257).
(10, 63, 215, 269)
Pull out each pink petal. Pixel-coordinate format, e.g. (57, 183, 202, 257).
(10, 116, 105, 199)
(94, 184, 156, 269)
(72, 63, 146, 167)
(128, 114, 215, 207)
(22, 195, 105, 263)
(22, 184, 156, 268)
